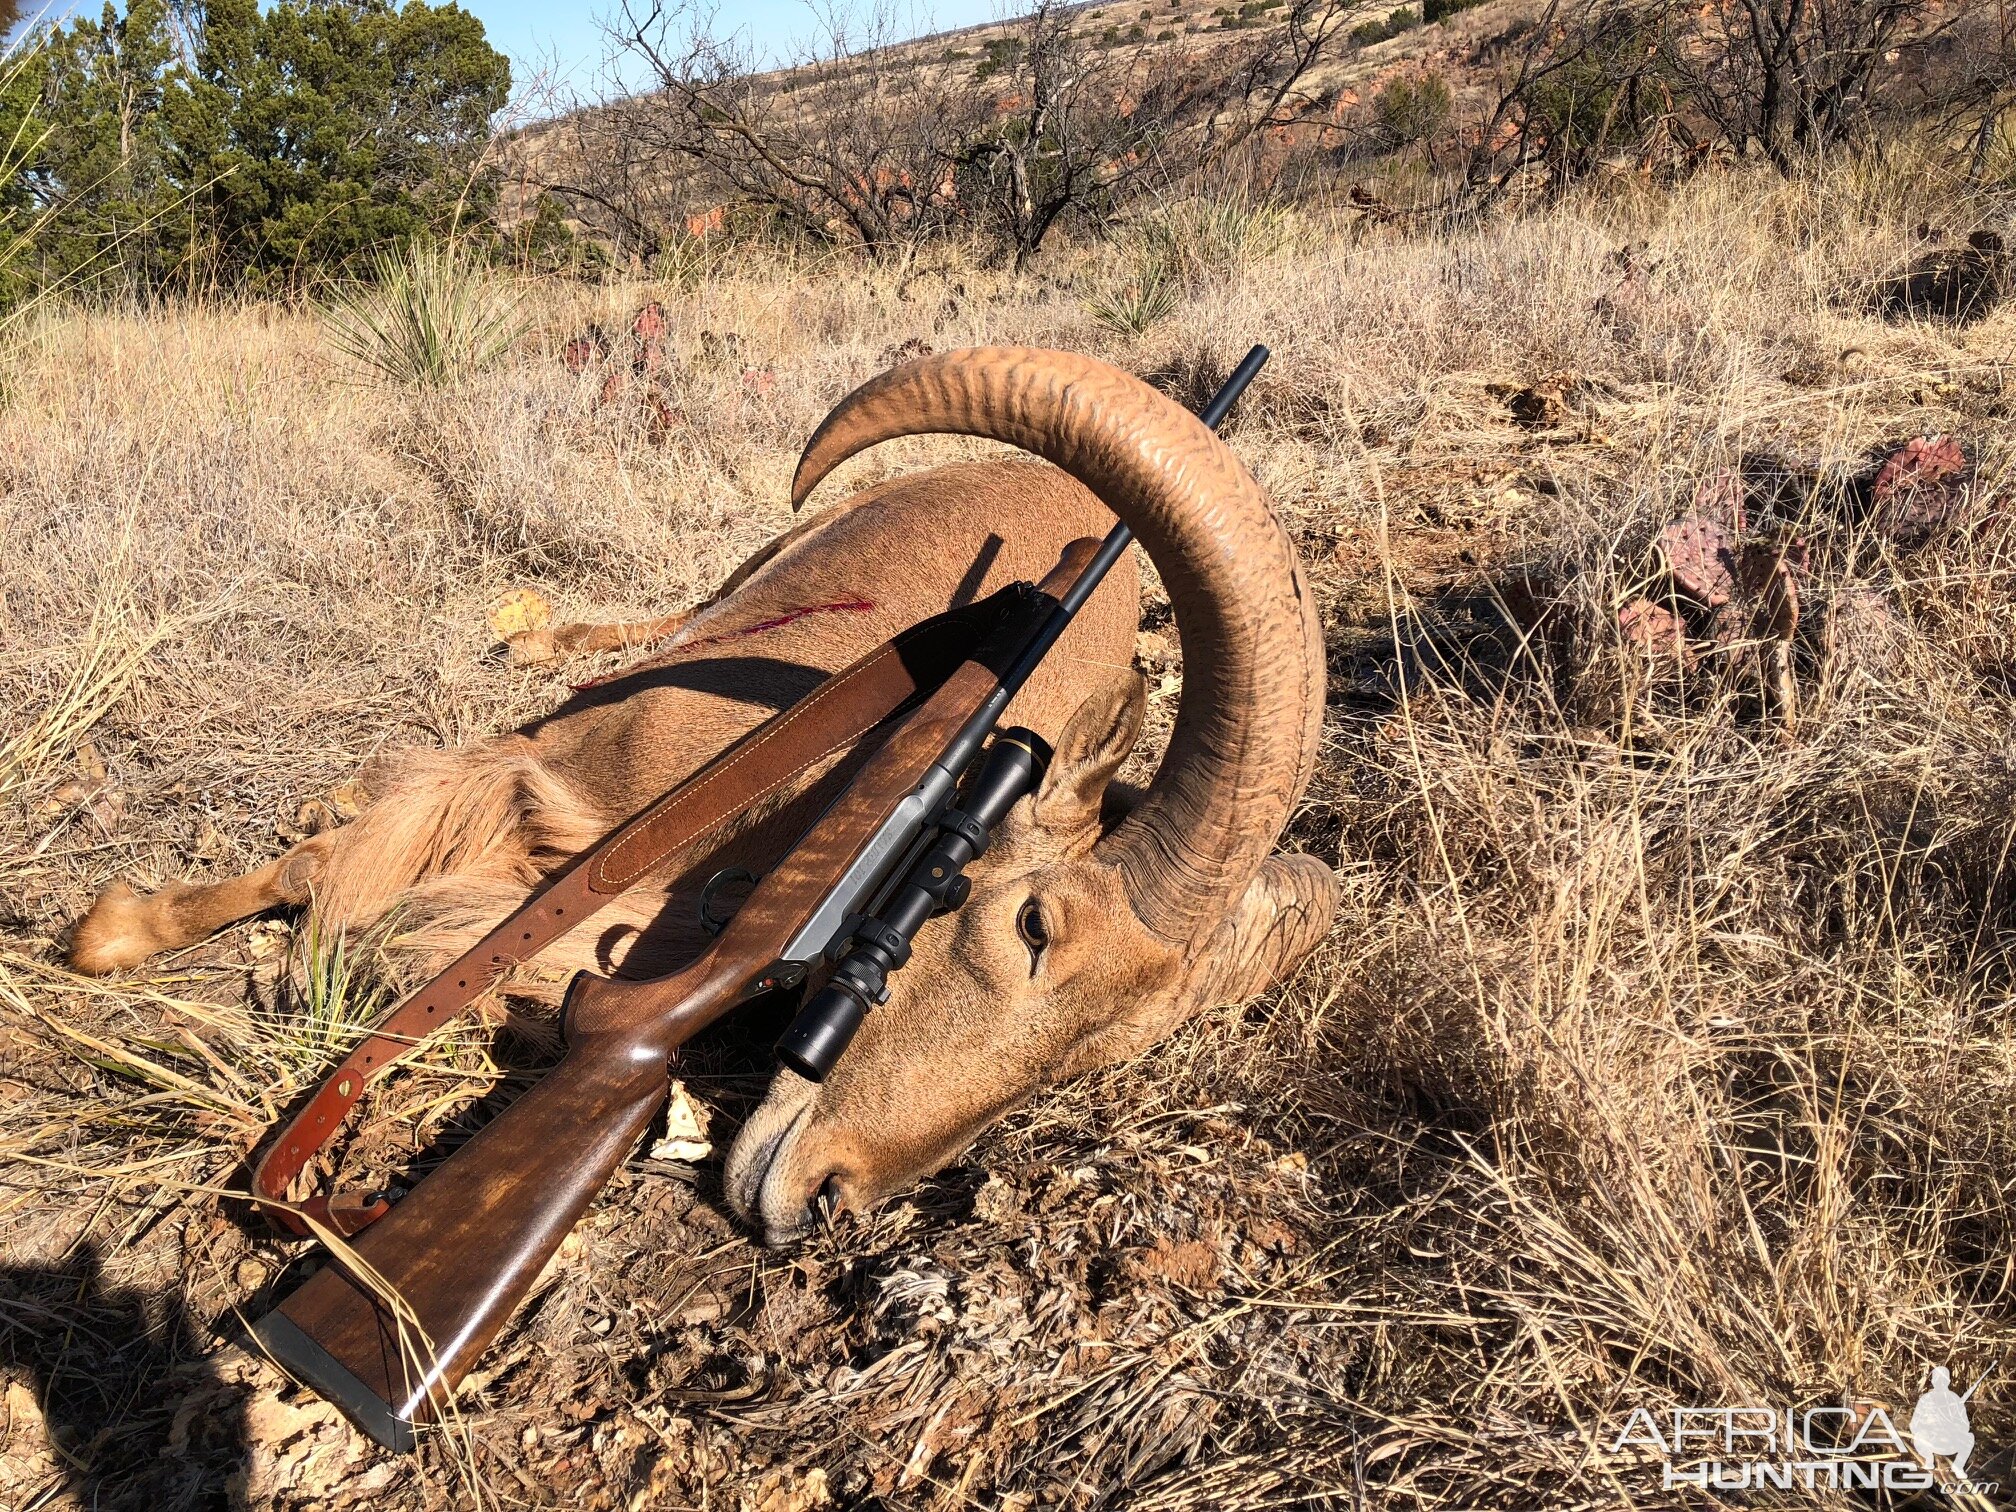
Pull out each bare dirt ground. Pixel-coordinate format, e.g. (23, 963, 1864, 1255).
(4, 150, 2016, 1509)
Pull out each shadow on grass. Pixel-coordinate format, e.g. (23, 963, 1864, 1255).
(0, 1241, 248, 1509)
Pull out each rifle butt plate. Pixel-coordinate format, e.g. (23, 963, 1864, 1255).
(251, 1307, 418, 1453)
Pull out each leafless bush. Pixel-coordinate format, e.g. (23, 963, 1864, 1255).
(946, 1, 1170, 269)
(542, 0, 1367, 268)
(1470, 0, 1973, 202)
(1672, 0, 1930, 168)
(1935, 0, 2016, 181)
(588, 0, 968, 260)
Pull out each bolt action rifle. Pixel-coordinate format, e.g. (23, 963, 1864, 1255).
(249, 346, 1271, 1449)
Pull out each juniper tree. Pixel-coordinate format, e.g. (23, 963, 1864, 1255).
(2, 0, 509, 297)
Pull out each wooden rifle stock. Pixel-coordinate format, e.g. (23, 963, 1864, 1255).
(254, 541, 1100, 1448)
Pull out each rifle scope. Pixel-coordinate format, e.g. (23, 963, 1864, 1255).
(777, 729, 1050, 1081)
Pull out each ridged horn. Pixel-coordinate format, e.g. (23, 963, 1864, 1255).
(794, 347, 1324, 943)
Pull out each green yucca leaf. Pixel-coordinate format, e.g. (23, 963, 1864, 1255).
(1084, 254, 1180, 336)
(322, 241, 527, 388)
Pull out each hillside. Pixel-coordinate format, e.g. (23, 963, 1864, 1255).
(509, 0, 1540, 253)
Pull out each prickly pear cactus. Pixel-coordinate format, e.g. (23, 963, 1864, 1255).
(1660, 512, 1739, 607)
(1618, 598, 1691, 662)
(1866, 435, 1971, 545)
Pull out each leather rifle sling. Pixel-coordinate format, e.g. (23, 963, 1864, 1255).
(252, 592, 1014, 1237)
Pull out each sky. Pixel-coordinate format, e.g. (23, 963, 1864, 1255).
(4, 0, 1011, 106)
(484, 0, 1004, 93)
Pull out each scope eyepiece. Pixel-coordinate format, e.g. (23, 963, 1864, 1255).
(775, 729, 1050, 1082)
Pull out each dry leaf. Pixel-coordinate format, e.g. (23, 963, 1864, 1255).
(648, 1080, 712, 1162)
(43, 779, 90, 814)
(489, 587, 554, 640)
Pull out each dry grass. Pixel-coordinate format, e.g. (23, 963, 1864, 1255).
(3, 143, 2015, 1508)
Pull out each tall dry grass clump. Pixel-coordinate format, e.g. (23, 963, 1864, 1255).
(2, 143, 2014, 1507)
(1084, 189, 1293, 335)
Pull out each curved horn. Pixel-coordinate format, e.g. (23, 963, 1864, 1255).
(794, 347, 1324, 943)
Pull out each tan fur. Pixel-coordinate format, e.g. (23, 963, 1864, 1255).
(70, 833, 335, 975)
(724, 672, 1337, 1240)
(720, 349, 1339, 1241)
(71, 460, 1137, 987)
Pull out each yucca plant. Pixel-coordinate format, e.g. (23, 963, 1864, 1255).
(323, 240, 527, 388)
(1083, 251, 1180, 336)
(1136, 192, 1293, 284)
